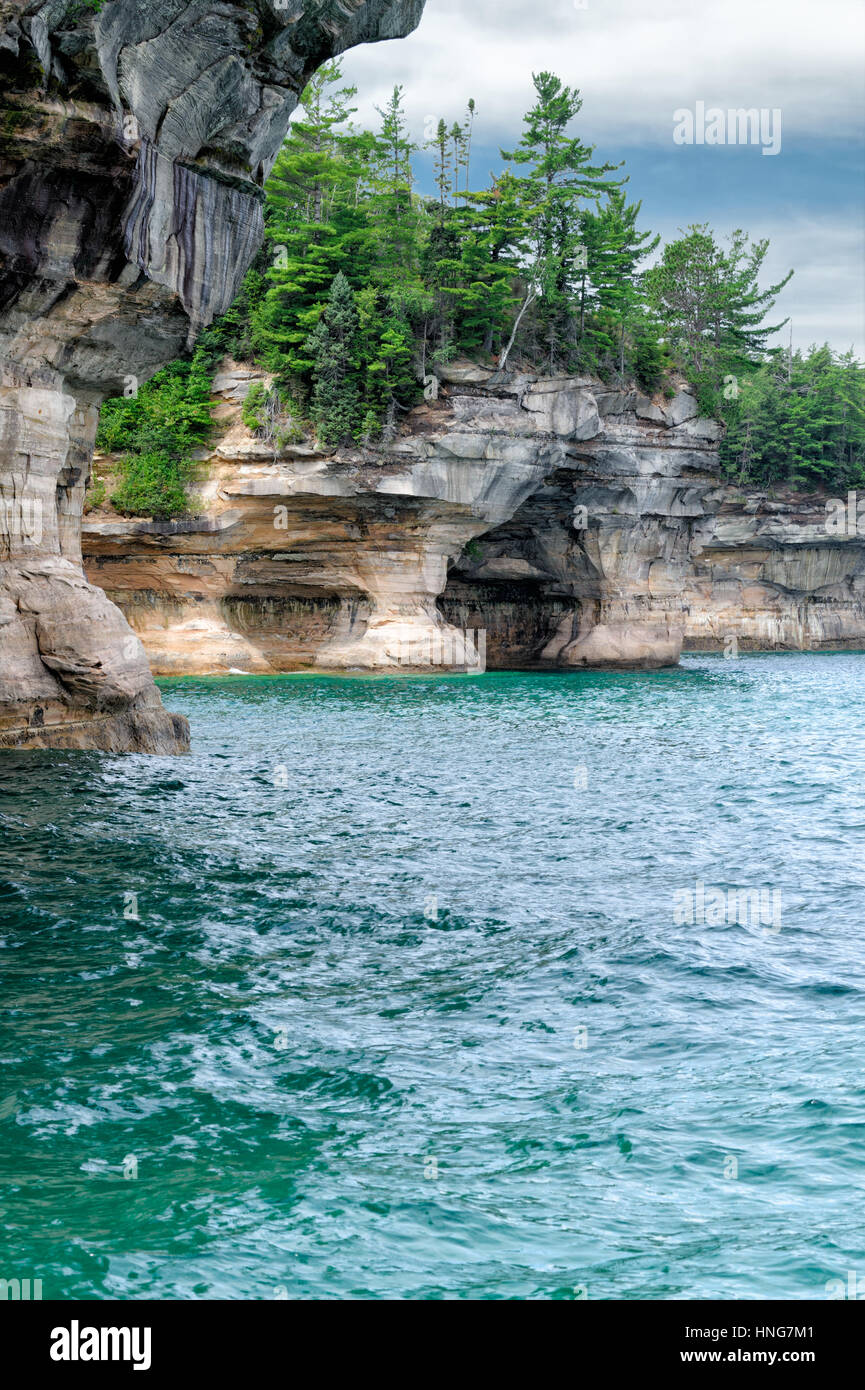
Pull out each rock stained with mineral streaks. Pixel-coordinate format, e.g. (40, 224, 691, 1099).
(80, 362, 865, 678)
(0, 0, 427, 749)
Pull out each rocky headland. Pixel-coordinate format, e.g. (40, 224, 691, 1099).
(0, 0, 426, 749)
(3, 3, 861, 752)
(82, 360, 865, 676)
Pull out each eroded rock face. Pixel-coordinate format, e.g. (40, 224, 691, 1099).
(0, 0, 426, 748)
(83, 364, 565, 674)
(444, 383, 865, 666)
(81, 362, 865, 676)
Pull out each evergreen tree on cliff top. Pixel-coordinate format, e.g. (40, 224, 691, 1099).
(306, 272, 362, 446)
(257, 62, 368, 381)
(501, 71, 623, 366)
(369, 85, 422, 292)
(579, 188, 660, 375)
(720, 345, 865, 490)
(645, 225, 793, 408)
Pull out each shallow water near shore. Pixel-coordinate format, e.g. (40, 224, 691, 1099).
(1, 653, 864, 1300)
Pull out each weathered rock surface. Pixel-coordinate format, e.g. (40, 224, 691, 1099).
(444, 383, 865, 666)
(81, 362, 865, 675)
(83, 364, 564, 673)
(0, 0, 426, 748)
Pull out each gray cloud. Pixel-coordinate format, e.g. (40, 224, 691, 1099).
(646, 214, 865, 356)
(337, 0, 865, 353)
(344, 0, 865, 142)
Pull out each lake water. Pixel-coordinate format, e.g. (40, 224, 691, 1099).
(1, 655, 864, 1300)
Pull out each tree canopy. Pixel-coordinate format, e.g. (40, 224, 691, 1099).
(93, 64, 861, 518)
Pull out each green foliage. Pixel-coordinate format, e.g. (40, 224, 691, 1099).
(500, 71, 624, 367)
(97, 348, 214, 519)
(720, 346, 865, 490)
(201, 263, 268, 364)
(255, 63, 370, 384)
(98, 352, 213, 457)
(645, 224, 793, 411)
(245, 64, 657, 410)
(578, 190, 660, 375)
(630, 321, 671, 394)
(368, 86, 422, 290)
(242, 381, 269, 434)
(110, 450, 196, 521)
(242, 381, 306, 449)
(63, 0, 104, 19)
(83, 476, 105, 513)
(306, 272, 364, 445)
(94, 60, 859, 504)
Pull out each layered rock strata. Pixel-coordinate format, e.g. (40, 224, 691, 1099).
(0, 0, 426, 748)
(81, 361, 865, 675)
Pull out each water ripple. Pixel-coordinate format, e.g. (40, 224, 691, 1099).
(1, 655, 864, 1298)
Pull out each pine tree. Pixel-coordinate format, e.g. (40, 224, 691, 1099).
(96, 63, 863, 506)
(719, 345, 865, 490)
(306, 272, 363, 446)
(579, 189, 659, 374)
(426, 118, 452, 224)
(716, 230, 794, 373)
(449, 121, 465, 208)
(256, 62, 366, 382)
(462, 99, 477, 198)
(646, 225, 793, 407)
(455, 171, 531, 359)
(501, 72, 623, 367)
(370, 86, 421, 289)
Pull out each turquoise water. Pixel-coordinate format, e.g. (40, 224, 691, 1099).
(1, 655, 864, 1300)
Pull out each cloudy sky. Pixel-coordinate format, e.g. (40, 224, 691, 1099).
(338, 0, 865, 355)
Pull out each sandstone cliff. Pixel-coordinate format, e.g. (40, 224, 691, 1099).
(81, 361, 865, 675)
(0, 0, 426, 749)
